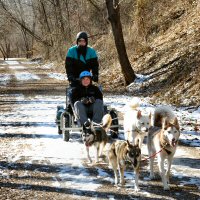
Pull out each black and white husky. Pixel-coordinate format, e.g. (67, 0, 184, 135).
(147, 106, 180, 190)
(82, 114, 112, 163)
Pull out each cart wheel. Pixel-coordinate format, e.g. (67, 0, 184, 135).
(58, 126, 62, 135)
(109, 109, 119, 138)
(62, 113, 70, 142)
(63, 130, 70, 142)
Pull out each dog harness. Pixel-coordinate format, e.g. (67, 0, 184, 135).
(161, 143, 172, 155)
(85, 127, 105, 147)
(160, 140, 178, 155)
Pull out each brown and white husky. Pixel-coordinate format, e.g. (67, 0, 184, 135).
(108, 140, 141, 192)
(147, 106, 180, 190)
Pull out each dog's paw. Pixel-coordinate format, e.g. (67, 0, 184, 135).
(120, 180, 125, 186)
(134, 187, 140, 193)
(114, 178, 118, 185)
(164, 185, 170, 190)
(99, 154, 106, 159)
(118, 183, 125, 188)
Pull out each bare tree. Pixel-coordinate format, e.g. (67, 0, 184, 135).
(0, 0, 52, 48)
(64, 0, 72, 42)
(0, 36, 11, 60)
(105, 0, 136, 85)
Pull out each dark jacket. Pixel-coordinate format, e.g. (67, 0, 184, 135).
(65, 45, 99, 82)
(71, 84, 103, 105)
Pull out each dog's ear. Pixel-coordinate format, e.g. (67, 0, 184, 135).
(127, 140, 131, 146)
(126, 140, 131, 152)
(135, 139, 140, 147)
(83, 119, 91, 130)
(162, 118, 169, 130)
(137, 110, 142, 119)
(149, 112, 151, 119)
(149, 112, 153, 126)
(174, 117, 180, 130)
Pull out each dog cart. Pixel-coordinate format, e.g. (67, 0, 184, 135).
(56, 87, 119, 142)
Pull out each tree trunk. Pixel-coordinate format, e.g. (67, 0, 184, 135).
(105, 0, 136, 85)
(39, 0, 54, 46)
(65, 0, 72, 43)
(0, 45, 6, 60)
(54, 0, 66, 39)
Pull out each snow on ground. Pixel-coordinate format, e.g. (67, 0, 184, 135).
(48, 73, 68, 80)
(40, 63, 54, 69)
(1, 93, 200, 194)
(0, 60, 200, 197)
(9, 65, 26, 69)
(15, 72, 40, 81)
(0, 73, 11, 85)
(4, 60, 19, 65)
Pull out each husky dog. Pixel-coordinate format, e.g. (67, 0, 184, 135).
(82, 114, 112, 163)
(147, 106, 180, 190)
(108, 140, 141, 192)
(124, 97, 151, 148)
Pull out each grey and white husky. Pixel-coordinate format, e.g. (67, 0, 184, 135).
(147, 106, 180, 190)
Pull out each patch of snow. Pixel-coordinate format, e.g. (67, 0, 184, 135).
(126, 74, 151, 92)
(9, 65, 26, 69)
(5, 60, 19, 65)
(0, 74, 11, 85)
(40, 63, 54, 69)
(1, 61, 200, 197)
(135, 74, 151, 83)
(15, 72, 40, 81)
(48, 73, 68, 80)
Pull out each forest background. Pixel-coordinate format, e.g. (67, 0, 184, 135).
(0, 0, 199, 106)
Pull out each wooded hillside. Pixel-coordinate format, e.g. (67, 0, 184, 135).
(0, 0, 199, 106)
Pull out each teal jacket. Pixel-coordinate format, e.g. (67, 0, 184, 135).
(65, 45, 99, 84)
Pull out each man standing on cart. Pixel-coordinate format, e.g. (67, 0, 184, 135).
(63, 32, 119, 138)
(65, 31, 99, 87)
(65, 31, 101, 127)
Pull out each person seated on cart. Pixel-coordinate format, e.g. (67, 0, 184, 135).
(65, 31, 99, 88)
(71, 71, 104, 128)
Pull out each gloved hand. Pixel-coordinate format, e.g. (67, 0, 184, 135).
(92, 74, 98, 82)
(68, 75, 76, 82)
(88, 96, 95, 103)
(81, 97, 89, 104)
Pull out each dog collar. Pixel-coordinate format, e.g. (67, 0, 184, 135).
(85, 141, 94, 147)
(163, 147, 172, 155)
(160, 142, 174, 155)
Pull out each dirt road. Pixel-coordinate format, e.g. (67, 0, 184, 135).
(0, 59, 200, 200)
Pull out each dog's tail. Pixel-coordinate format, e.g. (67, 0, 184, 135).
(102, 114, 112, 131)
(154, 106, 179, 128)
(128, 97, 141, 110)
